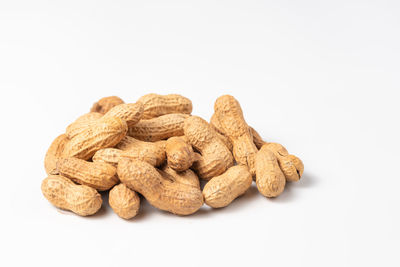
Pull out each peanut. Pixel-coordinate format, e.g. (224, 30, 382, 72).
(128, 113, 189, 141)
(210, 113, 265, 150)
(165, 136, 195, 171)
(209, 113, 233, 151)
(43, 94, 305, 218)
(161, 164, 200, 188)
(56, 157, 119, 191)
(203, 165, 252, 208)
(92, 148, 122, 167)
(62, 116, 127, 160)
(41, 175, 102, 216)
(250, 127, 266, 149)
(109, 184, 140, 219)
(138, 93, 192, 119)
(91, 96, 125, 114)
(102, 102, 143, 127)
(66, 112, 103, 139)
(44, 134, 69, 175)
(214, 95, 258, 176)
(67, 103, 142, 139)
(263, 143, 304, 182)
(255, 145, 286, 197)
(93, 141, 166, 167)
(184, 116, 233, 180)
(116, 136, 166, 166)
(117, 158, 203, 215)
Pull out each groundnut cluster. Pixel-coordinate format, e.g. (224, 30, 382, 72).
(42, 94, 304, 218)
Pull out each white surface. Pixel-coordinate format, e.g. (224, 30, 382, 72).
(1, 1, 399, 266)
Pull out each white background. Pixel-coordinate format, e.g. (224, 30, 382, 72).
(1, 1, 399, 266)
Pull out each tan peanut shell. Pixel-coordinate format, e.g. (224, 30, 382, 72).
(102, 102, 143, 127)
(57, 157, 119, 191)
(116, 136, 166, 166)
(209, 113, 234, 151)
(63, 116, 128, 160)
(165, 136, 195, 171)
(211, 113, 265, 151)
(91, 96, 125, 114)
(264, 143, 304, 182)
(203, 165, 252, 208)
(138, 93, 192, 119)
(184, 116, 233, 180)
(66, 112, 103, 139)
(215, 131, 233, 151)
(118, 158, 203, 215)
(250, 127, 266, 149)
(161, 165, 200, 188)
(92, 148, 122, 167)
(41, 175, 102, 216)
(214, 95, 258, 176)
(128, 113, 189, 141)
(44, 134, 69, 175)
(109, 184, 140, 219)
(209, 113, 224, 134)
(67, 103, 142, 138)
(255, 145, 286, 197)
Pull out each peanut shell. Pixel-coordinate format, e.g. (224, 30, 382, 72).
(118, 158, 203, 215)
(128, 113, 189, 141)
(214, 95, 258, 176)
(161, 165, 200, 188)
(92, 148, 122, 167)
(255, 145, 286, 197)
(203, 165, 252, 208)
(138, 93, 192, 119)
(63, 116, 128, 160)
(264, 143, 304, 182)
(109, 184, 140, 219)
(66, 112, 103, 139)
(184, 116, 233, 180)
(44, 134, 69, 175)
(57, 157, 119, 191)
(91, 96, 124, 114)
(116, 136, 166, 166)
(102, 102, 143, 127)
(41, 175, 102, 216)
(165, 136, 195, 171)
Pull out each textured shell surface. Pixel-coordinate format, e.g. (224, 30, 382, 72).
(138, 93, 193, 119)
(63, 116, 128, 160)
(44, 134, 69, 175)
(203, 165, 252, 208)
(92, 148, 122, 167)
(117, 158, 203, 215)
(117, 136, 166, 166)
(103, 102, 143, 127)
(128, 113, 189, 141)
(213, 95, 258, 176)
(211, 112, 263, 151)
(57, 157, 119, 191)
(255, 145, 286, 197)
(161, 165, 200, 188)
(250, 127, 266, 149)
(214, 95, 249, 138)
(184, 116, 233, 179)
(109, 184, 140, 219)
(41, 175, 102, 216)
(91, 96, 125, 114)
(165, 136, 195, 171)
(264, 143, 304, 182)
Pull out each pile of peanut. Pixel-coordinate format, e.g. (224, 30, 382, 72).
(42, 94, 304, 218)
